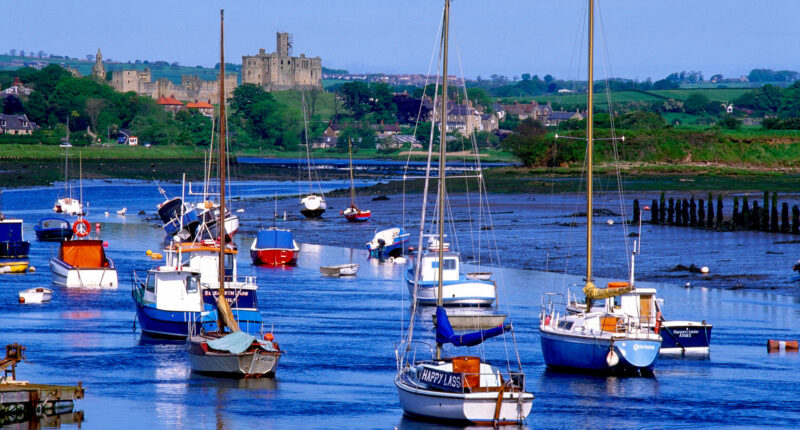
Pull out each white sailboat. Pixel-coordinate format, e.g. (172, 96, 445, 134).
(186, 11, 282, 377)
(538, 0, 662, 374)
(395, 2, 532, 424)
(299, 94, 327, 218)
(53, 143, 85, 216)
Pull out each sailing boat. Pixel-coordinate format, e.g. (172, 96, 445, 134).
(395, 2, 532, 424)
(186, 10, 282, 377)
(50, 154, 118, 288)
(299, 94, 327, 219)
(53, 142, 85, 216)
(538, 0, 661, 374)
(340, 137, 371, 222)
(250, 195, 300, 266)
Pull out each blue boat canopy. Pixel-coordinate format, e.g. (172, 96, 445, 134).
(435, 306, 509, 347)
(0, 221, 23, 242)
(255, 229, 294, 250)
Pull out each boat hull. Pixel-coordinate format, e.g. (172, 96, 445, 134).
(300, 208, 325, 219)
(0, 260, 29, 273)
(395, 377, 533, 425)
(320, 264, 359, 277)
(660, 321, 712, 354)
(250, 248, 298, 266)
(406, 270, 496, 306)
(186, 336, 280, 378)
(34, 229, 73, 242)
(0, 241, 31, 258)
(49, 257, 118, 288)
(342, 209, 371, 222)
(19, 288, 53, 304)
(540, 329, 660, 374)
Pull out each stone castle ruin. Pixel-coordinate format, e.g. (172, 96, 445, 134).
(241, 32, 322, 91)
(110, 67, 237, 102)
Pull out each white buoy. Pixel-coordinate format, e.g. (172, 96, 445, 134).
(606, 219, 614, 225)
(29, 266, 36, 273)
(606, 349, 619, 367)
(388, 257, 395, 264)
(700, 266, 709, 274)
(104, 211, 109, 216)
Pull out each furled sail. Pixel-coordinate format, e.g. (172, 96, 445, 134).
(435, 307, 509, 347)
(583, 281, 633, 312)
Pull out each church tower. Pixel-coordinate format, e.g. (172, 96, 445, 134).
(92, 48, 106, 80)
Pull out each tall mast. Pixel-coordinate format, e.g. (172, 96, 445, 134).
(585, 0, 595, 289)
(348, 137, 355, 208)
(302, 94, 313, 194)
(435, 0, 450, 361)
(216, 9, 239, 333)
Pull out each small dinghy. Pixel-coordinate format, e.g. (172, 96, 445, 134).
(116, 207, 127, 215)
(19, 287, 53, 304)
(320, 263, 359, 277)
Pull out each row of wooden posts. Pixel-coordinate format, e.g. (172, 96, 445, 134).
(632, 191, 800, 233)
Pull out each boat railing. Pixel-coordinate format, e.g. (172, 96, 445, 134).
(131, 269, 147, 292)
(456, 370, 527, 394)
(395, 340, 434, 371)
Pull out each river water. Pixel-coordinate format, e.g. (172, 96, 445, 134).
(0, 180, 798, 429)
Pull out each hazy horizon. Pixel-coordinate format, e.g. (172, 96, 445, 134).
(5, 0, 799, 82)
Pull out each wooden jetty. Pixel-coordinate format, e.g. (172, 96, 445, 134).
(0, 343, 84, 424)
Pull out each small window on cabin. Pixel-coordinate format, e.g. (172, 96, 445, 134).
(614, 296, 621, 308)
(146, 275, 156, 293)
(186, 276, 199, 294)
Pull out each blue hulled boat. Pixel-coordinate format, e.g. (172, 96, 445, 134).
(366, 227, 410, 259)
(34, 217, 74, 241)
(157, 197, 199, 241)
(0, 218, 30, 258)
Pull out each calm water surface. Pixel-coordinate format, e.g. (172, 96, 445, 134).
(1, 181, 798, 429)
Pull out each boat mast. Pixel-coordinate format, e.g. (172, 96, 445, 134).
(79, 152, 83, 213)
(348, 137, 355, 208)
(435, 0, 450, 361)
(585, 0, 595, 291)
(216, 9, 239, 333)
(302, 94, 313, 194)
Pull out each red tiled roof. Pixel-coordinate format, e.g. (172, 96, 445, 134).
(186, 101, 214, 109)
(157, 95, 184, 106)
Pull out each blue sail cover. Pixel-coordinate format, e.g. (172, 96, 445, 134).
(255, 229, 294, 249)
(435, 306, 509, 347)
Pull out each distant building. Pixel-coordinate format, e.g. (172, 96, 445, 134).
(111, 67, 236, 102)
(370, 122, 402, 139)
(185, 100, 215, 117)
(546, 111, 584, 127)
(156, 95, 184, 114)
(91, 48, 106, 80)
(242, 32, 322, 91)
(501, 101, 552, 121)
(0, 77, 32, 98)
(0, 113, 38, 135)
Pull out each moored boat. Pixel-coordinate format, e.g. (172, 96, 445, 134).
(0, 218, 31, 259)
(157, 197, 199, 241)
(341, 137, 371, 222)
(405, 249, 496, 306)
(34, 217, 74, 241)
(19, 287, 53, 304)
(366, 227, 410, 259)
(250, 228, 299, 266)
(319, 263, 359, 277)
(300, 194, 326, 219)
(50, 238, 118, 288)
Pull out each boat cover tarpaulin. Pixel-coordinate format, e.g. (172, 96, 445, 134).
(0, 221, 23, 242)
(435, 306, 509, 347)
(206, 331, 277, 353)
(60, 240, 107, 268)
(255, 229, 294, 250)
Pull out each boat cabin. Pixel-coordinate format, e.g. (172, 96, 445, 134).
(144, 267, 203, 313)
(416, 252, 461, 282)
(58, 240, 110, 268)
(164, 241, 238, 282)
(606, 287, 657, 327)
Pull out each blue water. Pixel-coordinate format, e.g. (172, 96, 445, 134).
(1, 181, 799, 429)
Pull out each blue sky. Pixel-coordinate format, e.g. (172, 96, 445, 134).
(5, 0, 800, 81)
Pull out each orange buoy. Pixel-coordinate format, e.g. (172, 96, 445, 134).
(767, 340, 799, 352)
(263, 333, 274, 342)
(607, 281, 630, 288)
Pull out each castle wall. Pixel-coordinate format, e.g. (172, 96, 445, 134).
(241, 32, 322, 91)
(110, 69, 236, 102)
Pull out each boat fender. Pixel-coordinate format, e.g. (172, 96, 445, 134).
(388, 257, 395, 264)
(72, 219, 91, 237)
(29, 266, 35, 273)
(263, 333, 274, 341)
(95, 222, 101, 232)
(607, 281, 630, 288)
(18, 296, 24, 304)
(544, 315, 551, 326)
(103, 241, 108, 247)
(654, 312, 662, 333)
(606, 349, 619, 367)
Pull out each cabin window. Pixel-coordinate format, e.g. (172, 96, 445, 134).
(557, 321, 574, 330)
(146, 275, 156, 293)
(431, 259, 457, 270)
(613, 296, 621, 308)
(185, 275, 199, 294)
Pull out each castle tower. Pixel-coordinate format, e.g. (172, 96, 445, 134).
(92, 48, 106, 80)
(276, 32, 292, 57)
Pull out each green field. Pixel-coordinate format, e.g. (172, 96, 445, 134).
(270, 90, 338, 125)
(648, 88, 750, 102)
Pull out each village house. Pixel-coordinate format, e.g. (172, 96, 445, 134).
(185, 100, 215, 117)
(501, 101, 553, 121)
(0, 113, 38, 135)
(480, 113, 499, 132)
(370, 122, 402, 139)
(0, 77, 33, 98)
(156, 95, 184, 114)
(546, 111, 584, 127)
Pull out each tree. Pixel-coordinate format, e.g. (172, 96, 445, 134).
(339, 126, 376, 151)
(340, 81, 371, 120)
(501, 118, 548, 166)
(368, 82, 396, 122)
(9, 49, 16, 56)
(521, 73, 531, 81)
(618, 111, 665, 130)
(684, 93, 710, 114)
(84, 98, 106, 135)
(24, 91, 48, 125)
(2, 95, 24, 114)
(230, 83, 271, 113)
(720, 115, 741, 130)
(466, 88, 491, 108)
(652, 79, 679, 90)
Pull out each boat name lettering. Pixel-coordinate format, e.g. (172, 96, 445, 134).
(670, 329, 700, 338)
(204, 290, 248, 297)
(633, 343, 655, 351)
(419, 367, 462, 392)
